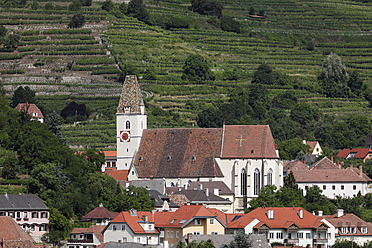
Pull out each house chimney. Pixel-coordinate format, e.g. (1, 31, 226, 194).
(205, 188, 209, 196)
(198, 184, 203, 190)
(142, 215, 148, 222)
(99, 203, 103, 207)
(214, 188, 219, 196)
(130, 209, 137, 216)
(318, 210, 323, 216)
(337, 209, 344, 218)
(298, 209, 303, 219)
(360, 165, 363, 177)
(187, 233, 193, 244)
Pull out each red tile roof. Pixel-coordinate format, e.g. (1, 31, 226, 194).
(327, 213, 372, 236)
(81, 206, 118, 221)
(70, 225, 106, 242)
(337, 148, 372, 159)
(221, 125, 278, 159)
(306, 141, 318, 152)
(290, 166, 371, 183)
(309, 157, 340, 170)
(110, 211, 158, 234)
(0, 216, 35, 247)
(283, 161, 307, 173)
(155, 205, 226, 228)
(15, 103, 43, 119)
(233, 207, 328, 229)
(133, 128, 224, 178)
(103, 151, 117, 158)
(104, 169, 129, 181)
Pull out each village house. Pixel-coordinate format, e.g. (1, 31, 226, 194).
(103, 209, 159, 245)
(0, 216, 36, 248)
(81, 203, 118, 226)
(337, 148, 372, 163)
(0, 193, 49, 242)
(326, 209, 372, 246)
(110, 75, 283, 212)
(68, 225, 105, 248)
(15, 103, 44, 123)
(226, 207, 336, 248)
(287, 157, 372, 198)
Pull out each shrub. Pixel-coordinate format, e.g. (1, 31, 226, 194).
(190, 0, 223, 17)
(68, 13, 85, 28)
(220, 16, 241, 33)
(182, 54, 214, 81)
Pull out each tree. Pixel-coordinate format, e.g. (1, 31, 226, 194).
(248, 185, 281, 210)
(11, 86, 35, 108)
(0, 25, 6, 37)
(0, 146, 19, 179)
(248, 6, 255, 15)
(60, 101, 87, 121)
(127, 0, 149, 23)
(347, 70, 364, 96)
(68, 0, 82, 11)
(3, 33, 20, 51)
(182, 54, 214, 81)
(220, 16, 241, 33)
(68, 13, 85, 28)
(320, 53, 349, 84)
(101, 0, 114, 11)
(48, 208, 73, 242)
(120, 185, 155, 211)
(190, 0, 223, 17)
(278, 138, 310, 160)
(45, 111, 62, 140)
(331, 240, 360, 248)
(229, 230, 252, 248)
(251, 63, 273, 84)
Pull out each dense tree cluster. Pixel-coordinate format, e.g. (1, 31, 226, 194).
(182, 54, 215, 81)
(189, 0, 223, 17)
(0, 87, 154, 241)
(68, 13, 86, 28)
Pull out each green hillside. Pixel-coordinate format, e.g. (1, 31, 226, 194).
(1, 0, 371, 150)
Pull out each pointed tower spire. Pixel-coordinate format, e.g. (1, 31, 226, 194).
(117, 75, 146, 115)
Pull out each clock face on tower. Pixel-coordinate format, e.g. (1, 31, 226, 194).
(120, 131, 131, 142)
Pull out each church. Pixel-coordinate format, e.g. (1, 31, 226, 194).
(114, 75, 283, 211)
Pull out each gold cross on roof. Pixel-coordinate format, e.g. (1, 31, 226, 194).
(235, 135, 246, 147)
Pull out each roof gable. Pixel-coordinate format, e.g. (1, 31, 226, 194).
(221, 125, 278, 159)
(309, 157, 340, 170)
(15, 103, 43, 118)
(81, 206, 118, 220)
(337, 148, 372, 159)
(133, 128, 223, 178)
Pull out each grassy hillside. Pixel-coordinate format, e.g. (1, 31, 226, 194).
(1, 0, 371, 150)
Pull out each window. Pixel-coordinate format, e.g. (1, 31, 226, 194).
(31, 225, 35, 232)
(210, 219, 214, 225)
(171, 231, 174, 238)
(17, 212, 21, 218)
(241, 169, 247, 195)
(341, 185, 344, 190)
(123, 237, 127, 242)
(126, 121, 131, 129)
(179, 219, 187, 224)
(167, 231, 170, 238)
(332, 185, 335, 190)
(0, 212, 4, 216)
(171, 219, 176, 224)
(299, 233, 303, 239)
(341, 227, 347, 234)
(112, 162, 116, 167)
(305, 186, 309, 190)
(132, 171, 134, 175)
(41, 212, 47, 218)
(353, 185, 357, 190)
(137, 238, 141, 243)
(350, 228, 356, 234)
(267, 169, 273, 186)
(193, 232, 201, 235)
(80, 235, 83, 239)
(107, 162, 111, 167)
(24, 212, 28, 218)
(40, 225, 45, 231)
(195, 219, 201, 225)
(254, 169, 261, 195)
(8, 212, 14, 218)
(323, 185, 326, 190)
(276, 233, 283, 239)
(113, 225, 117, 231)
(361, 227, 367, 234)
(211, 232, 218, 235)
(176, 231, 179, 238)
(306, 233, 311, 239)
(122, 225, 125, 231)
(269, 233, 274, 239)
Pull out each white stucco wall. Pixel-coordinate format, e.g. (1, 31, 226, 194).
(297, 182, 369, 199)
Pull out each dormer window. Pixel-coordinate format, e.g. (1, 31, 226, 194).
(167, 155, 171, 160)
(361, 227, 367, 234)
(192, 156, 196, 160)
(341, 227, 348, 234)
(350, 227, 356, 234)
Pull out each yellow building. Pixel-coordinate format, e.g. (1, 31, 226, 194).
(155, 205, 227, 247)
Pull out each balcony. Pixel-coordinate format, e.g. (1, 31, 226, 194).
(16, 217, 21, 221)
(285, 239, 299, 244)
(24, 217, 29, 221)
(314, 238, 327, 244)
(68, 239, 94, 244)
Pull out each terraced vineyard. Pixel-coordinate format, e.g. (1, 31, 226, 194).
(1, 0, 371, 150)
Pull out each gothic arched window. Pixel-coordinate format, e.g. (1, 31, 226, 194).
(126, 120, 130, 130)
(254, 169, 260, 195)
(267, 169, 273, 186)
(241, 169, 247, 196)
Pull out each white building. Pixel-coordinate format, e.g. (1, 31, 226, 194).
(103, 209, 159, 245)
(288, 157, 372, 199)
(106, 75, 283, 212)
(226, 207, 336, 248)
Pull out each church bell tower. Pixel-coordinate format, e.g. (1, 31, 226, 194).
(116, 75, 147, 170)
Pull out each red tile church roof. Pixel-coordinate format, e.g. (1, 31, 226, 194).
(221, 125, 278, 159)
